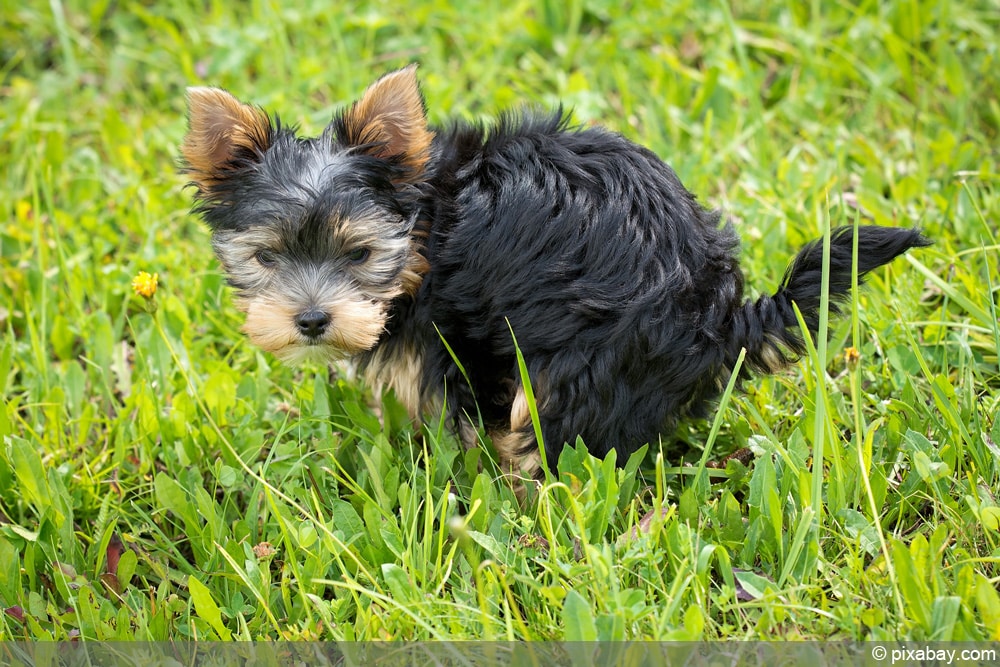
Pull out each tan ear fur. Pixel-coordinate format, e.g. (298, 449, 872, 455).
(182, 87, 272, 189)
(341, 64, 434, 179)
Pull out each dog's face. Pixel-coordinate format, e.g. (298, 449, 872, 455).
(182, 67, 433, 363)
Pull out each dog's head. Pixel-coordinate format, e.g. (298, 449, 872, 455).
(181, 66, 433, 363)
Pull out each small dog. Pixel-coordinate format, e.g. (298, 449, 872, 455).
(182, 65, 929, 485)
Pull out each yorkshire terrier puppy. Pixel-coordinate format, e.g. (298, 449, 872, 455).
(182, 65, 929, 485)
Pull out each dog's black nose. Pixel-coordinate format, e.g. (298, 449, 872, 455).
(295, 310, 331, 338)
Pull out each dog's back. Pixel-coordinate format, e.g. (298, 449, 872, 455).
(417, 111, 748, 464)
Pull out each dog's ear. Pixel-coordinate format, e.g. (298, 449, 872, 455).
(339, 64, 434, 181)
(182, 87, 272, 191)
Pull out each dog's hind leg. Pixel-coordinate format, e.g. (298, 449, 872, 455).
(491, 385, 545, 502)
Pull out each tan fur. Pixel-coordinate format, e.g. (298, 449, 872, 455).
(321, 211, 429, 300)
(493, 430, 543, 503)
(363, 343, 426, 421)
(759, 338, 790, 373)
(491, 385, 545, 501)
(458, 418, 480, 451)
(319, 297, 387, 353)
(182, 87, 271, 189)
(399, 240, 430, 297)
(237, 297, 298, 354)
(396, 221, 431, 297)
(509, 386, 531, 434)
(341, 65, 435, 179)
(494, 430, 543, 478)
(239, 293, 386, 363)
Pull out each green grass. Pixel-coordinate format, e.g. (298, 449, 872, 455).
(2, 0, 999, 642)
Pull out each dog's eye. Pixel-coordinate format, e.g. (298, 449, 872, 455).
(346, 247, 370, 264)
(255, 249, 278, 267)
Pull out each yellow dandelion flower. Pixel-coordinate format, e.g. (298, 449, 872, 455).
(131, 271, 159, 298)
(844, 346, 861, 371)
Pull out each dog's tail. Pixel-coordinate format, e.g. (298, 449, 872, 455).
(728, 225, 930, 375)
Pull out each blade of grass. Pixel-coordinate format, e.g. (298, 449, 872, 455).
(507, 319, 548, 475)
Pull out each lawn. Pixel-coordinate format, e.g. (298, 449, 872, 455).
(1, 0, 999, 642)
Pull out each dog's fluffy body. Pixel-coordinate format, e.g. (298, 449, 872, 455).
(183, 66, 929, 482)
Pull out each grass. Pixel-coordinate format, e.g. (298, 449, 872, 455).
(1, 0, 999, 642)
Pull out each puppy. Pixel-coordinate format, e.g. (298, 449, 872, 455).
(182, 65, 929, 485)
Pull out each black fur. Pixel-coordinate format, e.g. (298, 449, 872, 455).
(184, 69, 930, 478)
(412, 115, 928, 465)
